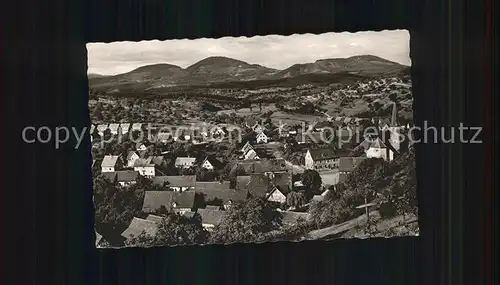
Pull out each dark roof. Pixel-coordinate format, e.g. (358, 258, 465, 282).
(142, 191, 196, 213)
(296, 132, 333, 144)
(101, 172, 117, 183)
(195, 181, 231, 192)
(235, 176, 251, 191)
(195, 184, 247, 204)
(150, 156, 166, 166)
(115, 171, 139, 182)
(152, 176, 196, 188)
(271, 171, 293, 193)
(202, 155, 223, 169)
(307, 148, 346, 161)
(246, 173, 273, 197)
(133, 158, 154, 167)
(338, 157, 368, 172)
(197, 209, 225, 226)
(121, 217, 158, 239)
(127, 151, 138, 160)
(280, 211, 311, 225)
(183, 211, 197, 219)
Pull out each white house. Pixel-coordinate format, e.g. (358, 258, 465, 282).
(244, 149, 260, 160)
(365, 138, 393, 161)
(201, 156, 221, 170)
(101, 155, 121, 173)
(256, 132, 269, 144)
(133, 158, 156, 177)
(175, 157, 196, 169)
(304, 148, 347, 170)
(241, 141, 254, 154)
(266, 187, 287, 204)
(126, 151, 140, 168)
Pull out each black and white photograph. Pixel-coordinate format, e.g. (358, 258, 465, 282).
(88, 29, 418, 248)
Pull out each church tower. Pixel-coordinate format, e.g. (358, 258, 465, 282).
(388, 101, 403, 152)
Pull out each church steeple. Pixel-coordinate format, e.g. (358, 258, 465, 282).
(391, 101, 398, 127)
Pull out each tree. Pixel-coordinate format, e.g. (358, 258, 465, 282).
(125, 213, 209, 247)
(301, 170, 322, 197)
(210, 197, 282, 244)
(286, 191, 307, 208)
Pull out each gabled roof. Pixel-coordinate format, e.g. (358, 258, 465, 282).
(101, 155, 120, 167)
(127, 151, 139, 160)
(266, 187, 286, 199)
(368, 137, 387, 149)
(197, 209, 225, 226)
(202, 155, 223, 169)
(115, 171, 139, 182)
(271, 171, 293, 193)
(101, 172, 117, 183)
(307, 148, 341, 161)
(151, 176, 196, 188)
(235, 176, 251, 191)
(246, 173, 272, 197)
(121, 217, 158, 239)
(142, 191, 196, 213)
(175, 157, 196, 165)
(195, 181, 231, 192)
(183, 211, 197, 219)
(229, 159, 288, 176)
(133, 157, 154, 167)
(149, 156, 166, 166)
(338, 156, 368, 173)
(195, 184, 247, 204)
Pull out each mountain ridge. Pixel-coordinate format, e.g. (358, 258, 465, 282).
(88, 55, 409, 92)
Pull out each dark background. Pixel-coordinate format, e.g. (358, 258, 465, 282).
(3, 0, 495, 285)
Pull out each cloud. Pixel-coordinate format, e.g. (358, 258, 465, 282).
(87, 30, 410, 75)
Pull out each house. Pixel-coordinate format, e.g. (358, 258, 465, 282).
(96, 124, 108, 136)
(256, 132, 269, 144)
(115, 171, 139, 187)
(145, 214, 164, 223)
(266, 187, 287, 204)
(338, 156, 368, 182)
(241, 141, 254, 154)
(142, 191, 196, 215)
(200, 156, 222, 170)
(101, 172, 118, 184)
(151, 175, 196, 192)
(175, 157, 196, 169)
(195, 181, 246, 208)
(108, 123, 120, 135)
(244, 149, 260, 160)
(210, 126, 226, 137)
(126, 151, 140, 168)
(235, 176, 251, 190)
(101, 155, 121, 172)
(131, 123, 143, 132)
(357, 137, 395, 161)
(149, 156, 167, 168)
(196, 208, 225, 231)
(133, 158, 156, 177)
(229, 159, 288, 176)
(304, 148, 349, 170)
(121, 217, 158, 241)
(136, 142, 148, 152)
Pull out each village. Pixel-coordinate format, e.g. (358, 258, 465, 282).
(90, 73, 419, 248)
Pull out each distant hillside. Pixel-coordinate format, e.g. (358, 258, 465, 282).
(88, 55, 410, 94)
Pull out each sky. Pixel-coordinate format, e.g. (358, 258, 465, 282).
(87, 29, 410, 76)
